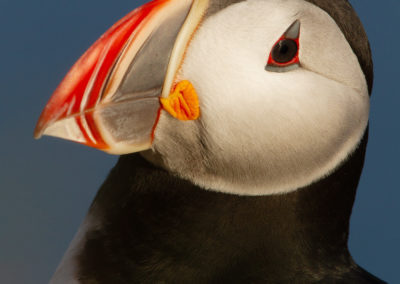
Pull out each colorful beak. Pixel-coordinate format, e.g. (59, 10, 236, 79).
(34, 0, 208, 154)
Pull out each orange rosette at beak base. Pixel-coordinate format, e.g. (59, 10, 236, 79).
(160, 80, 200, 121)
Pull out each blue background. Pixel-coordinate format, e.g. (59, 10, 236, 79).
(0, 0, 398, 283)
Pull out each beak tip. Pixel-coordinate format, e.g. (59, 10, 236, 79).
(33, 116, 45, 139)
(33, 126, 44, 140)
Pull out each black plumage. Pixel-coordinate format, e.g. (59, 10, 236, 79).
(76, 133, 384, 283)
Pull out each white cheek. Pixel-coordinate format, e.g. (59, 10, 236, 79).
(156, 0, 370, 195)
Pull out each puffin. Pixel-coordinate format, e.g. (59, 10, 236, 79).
(34, 0, 385, 283)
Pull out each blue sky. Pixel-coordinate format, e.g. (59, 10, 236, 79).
(0, 1, 398, 283)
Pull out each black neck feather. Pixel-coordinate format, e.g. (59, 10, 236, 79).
(76, 130, 384, 283)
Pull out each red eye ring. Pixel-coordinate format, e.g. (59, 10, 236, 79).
(267, 36, 299, 67)
(266, 20, 301, 71)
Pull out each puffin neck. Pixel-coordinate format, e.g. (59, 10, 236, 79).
(76, 131, 372, 282)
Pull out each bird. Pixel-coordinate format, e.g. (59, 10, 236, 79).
(34, 0, 386, 283)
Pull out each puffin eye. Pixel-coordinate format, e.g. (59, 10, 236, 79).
(266, 20, 300, 72)
(271, 39, 298, 63)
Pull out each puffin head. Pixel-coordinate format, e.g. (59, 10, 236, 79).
(35, 0, 371, 196)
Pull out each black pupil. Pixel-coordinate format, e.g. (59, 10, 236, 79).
(272, 39, 298, 64)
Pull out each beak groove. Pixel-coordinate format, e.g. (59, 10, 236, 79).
(35, 0, 208, 154)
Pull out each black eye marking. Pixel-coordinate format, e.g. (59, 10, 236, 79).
(266, 20, 300, 72)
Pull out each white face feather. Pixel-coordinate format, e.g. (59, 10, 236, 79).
(151, 0, 369, 195)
